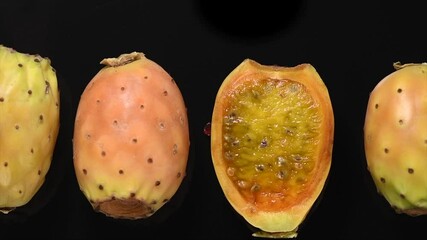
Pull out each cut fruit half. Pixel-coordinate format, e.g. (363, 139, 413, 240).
(210, 59, 334, 238)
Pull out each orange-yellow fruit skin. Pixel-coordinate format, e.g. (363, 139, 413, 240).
(73, 53, 189, 219)
(364, 63, 427, 216)
(211, 59, 334, 237)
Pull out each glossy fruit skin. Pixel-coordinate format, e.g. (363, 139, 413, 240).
(364, 62, 427, 216)
(211, 59, 334, 237)
(0, 45, 60, 214)
(73, 52, 190, 220)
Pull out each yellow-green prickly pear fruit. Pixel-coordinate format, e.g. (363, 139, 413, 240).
(364, 62, 427, 216)
(0, 45, 60, 214)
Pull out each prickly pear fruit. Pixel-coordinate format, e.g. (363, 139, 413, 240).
(0, 45, 60, 214)
(73, 52, 190, 220)
(364, 62, 427, 216)
(211, 59, 334, 238)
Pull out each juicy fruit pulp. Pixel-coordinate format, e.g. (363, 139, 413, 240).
(223, 79, 320, 211)
(364, 62, 427, 216)
(0, 45, 60, 213)
(73, 52, 190, 220)
(211, 59, 334, 238)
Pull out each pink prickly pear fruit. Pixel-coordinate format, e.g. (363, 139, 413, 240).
(73, 52, 190, 220)
(364, 62, 427, 216)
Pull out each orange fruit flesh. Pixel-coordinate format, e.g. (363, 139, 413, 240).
(222, 78, 321, 211)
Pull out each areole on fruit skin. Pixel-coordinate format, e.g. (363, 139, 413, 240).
(0, 45, 60, 213)
(211, 59, 334, 237)
(73, 52, 190, 220)
(365, 62, 427, 216)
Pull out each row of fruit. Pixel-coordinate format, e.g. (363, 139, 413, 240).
(0, 44, 426, 238)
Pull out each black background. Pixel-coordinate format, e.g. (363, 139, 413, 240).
(1, 0, 426, 239)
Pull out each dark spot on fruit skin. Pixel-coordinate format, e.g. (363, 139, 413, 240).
(144, 76, 148, 79)
(119, 170, 124, 174)
(384, 148, 389, 153)
(45, 81, 50, 94)
(147, 158, 153, 164)
(375, 103, 379, 109)
(39, 115, 43, 122)
(15, 125, 19, 130)
(18, 190, 22, 194)
(397, 88, 402, 93)
(171, 78, 175, 83)
(177, 172, 181, 178)
(408, 168, 414, 174)
(83, 169, 87, 175)
(163, 90, 168, 96)
(28, 90, 32, 95)
(4, 162, 8, 167)
(399, 119, 403, 125)
(0, 97, 4, 102)
(400, 194, 405, 199)
(163, 198, 169, 203)
(130, 193, 136, 198)
(140, 104, 144, 109)
(34, 58, 40, 63)
(173, 144, 178, 155)
(18, 63, 23, 67)
(38, 170, 41, 175)
(132, 138, 137, 143)
(98, 185, 104, 190)
(89, 199, 95, 204)
(155, 181, 161, 186)
(101, 151, 106, 157)
(121, 87, 125, 91)
(380, 177, 386, 183)
(151, 200, 157, 204)
(31, 148, 34, 154)
(111, 196, 116, 200)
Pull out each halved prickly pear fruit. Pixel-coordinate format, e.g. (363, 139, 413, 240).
(364, 62, 427, 216)
(210, 59, 334, 238)
(0, 45, 60, 214)
(73, 52, 190, 220)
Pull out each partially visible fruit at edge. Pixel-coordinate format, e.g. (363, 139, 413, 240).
(365, 62, 427, 216)
(0, 45, 60, 214)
